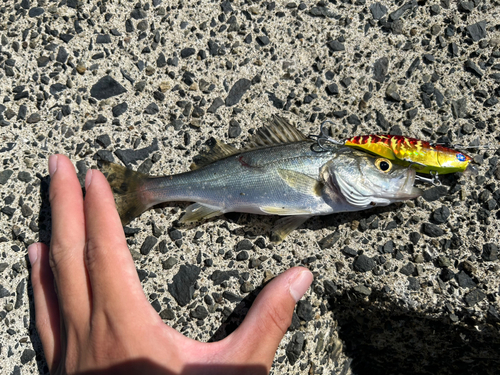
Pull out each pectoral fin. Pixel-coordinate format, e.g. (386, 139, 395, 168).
(278, 169, 323, 197)
(270, 215, 312, 243)
(180, 203, 224, 223)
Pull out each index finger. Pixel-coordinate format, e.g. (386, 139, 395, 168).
(48, 155, 91, 332)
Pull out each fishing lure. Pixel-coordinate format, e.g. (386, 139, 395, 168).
(313, 121, 477, 183)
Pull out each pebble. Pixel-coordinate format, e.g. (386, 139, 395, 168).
(432, 206, 450, 224)
(211, 270, 239, 285)
(140, 236, 157, 255)
(225, 78, 251, 106)
(168, 265, 201, 306)
(422, 223, 444, 237)
(482, 243, 498, 261)
(286, 332, 304, 365)
(20, 349, 35, 364)
(353, 255, 375, 273)
(296, 300, 314, 321)
(370, 3, 387, 19)
(326, 40, 345, 52)
(464, 289, 485, 307)
(162, 257, 178, 270)
(318, 231, 340, 249)
(466, 21, 487, 41)
(190, 305, 209, 320)
(422, 186, 448, 202)
(115, 138, 159, 166)
(112, 103, 128, 118)
(90, 76, 127, 100)
(0, 171, 13, 185)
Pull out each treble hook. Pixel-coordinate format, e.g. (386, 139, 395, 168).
(310, 120, 344, 151)
(415, 171, 442, 186)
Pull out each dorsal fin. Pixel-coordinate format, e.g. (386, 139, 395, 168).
(190, 137, 239, 170)
(245, 115, 307, 150)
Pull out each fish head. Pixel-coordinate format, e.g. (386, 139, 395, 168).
(322, 149, 422, 208)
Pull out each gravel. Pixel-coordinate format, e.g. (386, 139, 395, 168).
(2, 1, 500, 374)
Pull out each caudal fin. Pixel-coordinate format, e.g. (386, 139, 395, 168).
(100, 162, 150, 225)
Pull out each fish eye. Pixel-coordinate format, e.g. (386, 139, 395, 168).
(375, 158, 392, 172)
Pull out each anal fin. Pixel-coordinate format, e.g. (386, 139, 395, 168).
(260, 206, 313, 215)
(270, 216, 312, 243)
(180, 203, 224, 223)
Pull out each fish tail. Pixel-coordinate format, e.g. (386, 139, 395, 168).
(100, 161, 151, 225)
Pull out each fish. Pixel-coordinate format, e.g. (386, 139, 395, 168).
(343, 134, 476, 176)
(101, 116, 422, 242)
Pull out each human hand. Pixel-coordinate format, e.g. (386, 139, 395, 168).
(28, 154, 313, 375)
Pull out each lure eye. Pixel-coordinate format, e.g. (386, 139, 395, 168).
(375, 158, 392, 173)
(456, 153, 466, 162)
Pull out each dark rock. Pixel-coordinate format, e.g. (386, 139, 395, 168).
(408, 277, 420, 291)
(236, 251, 249, 261)
(144, 103, 159, 114)
(207, 97, 224, 113)
(211, 270, 239, 285)
(406, 57, 420, 78)
(466, 20, 487, 41)
(370, 3, 387, 19)
(432, 206, 450, 223)
(90, 76, 127, 100)
(373, 57, 389, 83)
(228, 119, 241, 138)
(455, 271, 476, 288)
(15, 279, 25, 309)
(26, 113, 41, 123)
(400, 262, 416, 276)
(422, 186, 448, 201)
(28, 7, 44, 17)
(20, 349, 36, 364)
(37, 56, 50, 67)
(325, 83, 339, 95)
(236, 239, 253, 251)
(451, 98, 467, 119)
(112, 102, 128, 117)
(375, 110, 390, 130)
(168, 265, 201, 306)
(140, 236, 157, 255)
(225, 78, 251, 106)
(168, 229, 182, 241)
(389, 0, 417, 21)
(286, 332, 304, 365)
(96, 34, 111, 44)
(162, 257, 177, 270)
(190, 305, 209, 319)
(222, 291, 242, 303)
(353, 254, 375, 272)
(318, 231, 340, 249)
(181, 48, 196, 58)
(296, 300, 314, 321)
(83, 120, 96, 131)
(50, 83, 67, 95)
(326, 40, 345, 52)
(257, 35, 270, 46)
(114, 138, 159, 166)
(409, 232, 421, 244)
(422, 223, 444, 237)
(482, 243, 498, 261)
(0, 170, 13, 185)
(464, 289, 485, 307)
(131, 8, 147, 19)
(17, 171, 32, 183)
(464, 59, 483, 77)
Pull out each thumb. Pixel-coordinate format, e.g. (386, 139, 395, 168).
(224, 267, 313, 368)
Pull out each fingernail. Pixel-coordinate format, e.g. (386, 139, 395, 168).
(289, 270, 313, 302)
(85, 169, 93, 190)
(28, 243, 40, 266)
(48, 155, 58, 177)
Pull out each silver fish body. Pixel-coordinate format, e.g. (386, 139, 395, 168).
(102, 117, 422, 241)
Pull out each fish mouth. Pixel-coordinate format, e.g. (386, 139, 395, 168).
(392, 168, 423, 200)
